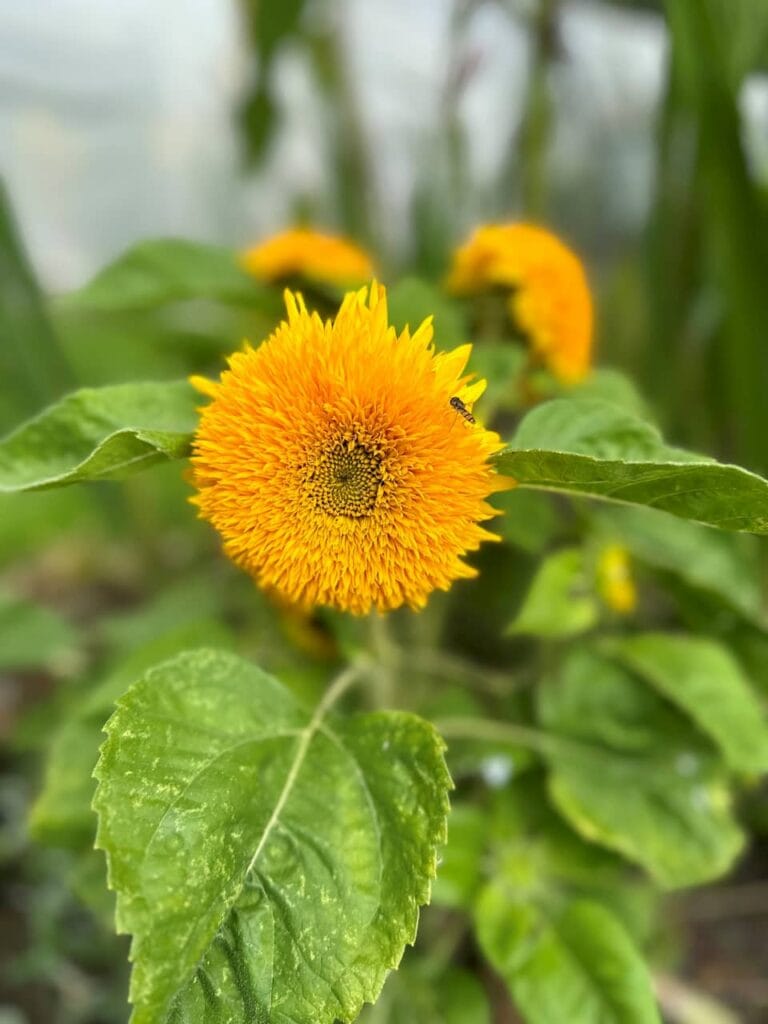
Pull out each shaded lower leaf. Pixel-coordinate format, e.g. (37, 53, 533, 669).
(358, 960, 490, 1024)
(488, 775, 658, 948)
(0, 381, 197, 492)
(540, 649, 744, 888)
(476, 892, 660, 1024)
(496, 398, 768, 533)
(546, 750, 741, 890)
(606, 633, 768, 774)
(94, 649, 450, 1024)
(431, 804, 487, 910)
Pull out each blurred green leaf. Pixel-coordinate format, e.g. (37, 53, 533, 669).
(0, 591, 78, 670)
(508, 548, 598, 638)
(570, 368, 654, 421)
(97, 575, 227, 655)
(607, 633, 768, 773)
(590, 503, 763, 621)
(387, 277, 468, 352)
(359, 961, 491, 1024)
(497, 398, 768, 533)
(540, 649, 744, 887)
(30, 710, 103, 848)
(432, 803, 486, 910)
(490, 488, 560, 554)
(0, 381, 197, 492)
(466, 344, 528, 415)
(476, 892, 660, 1024)
(728, 621, 768, 699)
(67, 239, 271, 311)
(94, 648, 450, 1024)
(0, 489, 102, 567)
(0, 179, 74, 431)
(488, 775, 658, 946)
(426, 970, 490, 1024)
(538, 650, 686, 755)
(70, 845, 115, 928)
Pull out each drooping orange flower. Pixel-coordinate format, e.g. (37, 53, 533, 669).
(446, 223, 593, 383)
(241, 227, 375, 288)
(190, 283, 507, 614)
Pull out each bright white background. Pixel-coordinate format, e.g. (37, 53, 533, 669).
(0, 0, 764, 290)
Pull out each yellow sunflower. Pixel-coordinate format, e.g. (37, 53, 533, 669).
(446, 223, 593, 384)
(241, 227, 375, 288)
(190, 283, 506, 614)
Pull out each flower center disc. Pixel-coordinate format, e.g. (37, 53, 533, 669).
(307, 439, 383, 518)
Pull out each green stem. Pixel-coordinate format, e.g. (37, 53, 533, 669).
(320, 660, 368, 715)
(435, 716, 652, 779)
(410, 648, 522, 696)
(368, 612, 399, 709)
(435, 715, 555, 755)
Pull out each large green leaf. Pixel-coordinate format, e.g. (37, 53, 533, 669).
(539, 649, 744, 887)
(94, 649, 450, 1024)
(0, 381, 197, 492)
(606, 633, 768, 774)
(496, 399, 768, 533)
(68, 239, 270, 310)
(476, 892, 660, 1024)
(590, 503, 763, 621)
(508, 548, 598, 638)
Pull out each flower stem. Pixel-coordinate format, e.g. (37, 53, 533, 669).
(320, 660, 369, 716)
(369, 612, 399, 709)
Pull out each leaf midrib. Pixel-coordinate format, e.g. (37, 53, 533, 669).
(244, 674, 355, 878)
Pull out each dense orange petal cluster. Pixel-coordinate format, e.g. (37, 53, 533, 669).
(190, 283, 507, 613)
(446, 223, 594, 383)
(241, 227, 375, 288)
